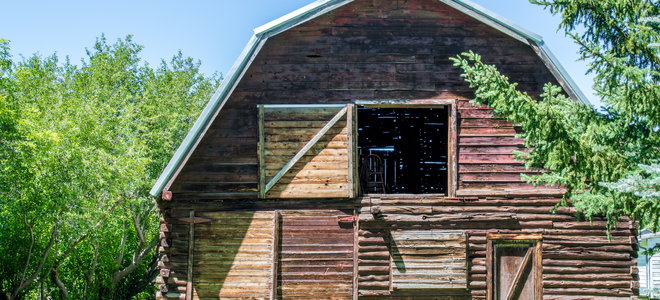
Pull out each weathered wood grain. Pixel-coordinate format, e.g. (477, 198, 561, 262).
(278, 210, 354, 299)
(191, 211, 275, 300)
(390, 230, 467, 290)
(261, 105, 353, 199)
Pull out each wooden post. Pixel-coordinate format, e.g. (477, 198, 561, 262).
(353, 103, 359, 197)
(486, 238, 493, 300)
(450, 100, 458, 197)
(270, 211, 280, 300)
(161, 189, 172, 201)
(347, 104, 356, 198)
(186, 210, 195, 300)
(352, 207, 359, 300)
(534, 239, 543, 300)
(386, 225, 394, 293)
(258, 104, 265, 198)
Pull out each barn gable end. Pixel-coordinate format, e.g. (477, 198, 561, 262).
(154, 1, 638, 299)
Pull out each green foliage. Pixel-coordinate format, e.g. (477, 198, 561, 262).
(451, 0, 659, 230)
(602, 162, 660, 201)
(0, 36, 219, 298)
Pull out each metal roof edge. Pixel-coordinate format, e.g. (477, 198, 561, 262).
(254, 0, 353, 37)
(440, 0, 590, 105)
(149, 34, 265, 196)
(149, 0, 353, 196)
(440, 0, 542, 44)
(640, 232, 660, 240)
(536, 42, 591, 105)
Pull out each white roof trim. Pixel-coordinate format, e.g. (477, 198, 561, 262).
(536, 41, 590, 104)
(150, 0, 590, 196)
(254, 0, 354, 36)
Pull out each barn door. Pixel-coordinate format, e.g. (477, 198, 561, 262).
(277, 210, 355, 299)
(191, 211, 277, 299)
(487, 234, 542, 300)
(258, 104, 356, 199)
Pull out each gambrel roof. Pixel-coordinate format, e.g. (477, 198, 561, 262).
(150, 0, 589, 196)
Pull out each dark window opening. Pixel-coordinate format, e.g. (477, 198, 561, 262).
(358, 106, 448, 194)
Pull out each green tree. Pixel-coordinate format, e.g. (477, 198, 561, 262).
(451, 0, 659, 229)
(0, 36, 219, 298)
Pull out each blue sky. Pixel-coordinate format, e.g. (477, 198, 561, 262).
(0, 0, 598, 106)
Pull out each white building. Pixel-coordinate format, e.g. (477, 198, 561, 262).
(639, 229, 660, 298)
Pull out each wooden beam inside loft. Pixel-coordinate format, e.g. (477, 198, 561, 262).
(186, 210, 195, 300)
(258, 104, 266, 198)
(270, 211, 280, 300)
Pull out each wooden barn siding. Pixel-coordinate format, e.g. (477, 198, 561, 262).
(357, 195, 638, 299)
(156, 201, 357, 300)
(156, 0, 639, 299)
(278, 210, 355, 299)
(169, 0, 562, 198)
(157, 201, 638, 300)
(457, 99, 546, 193)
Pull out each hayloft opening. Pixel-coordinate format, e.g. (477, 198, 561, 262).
(358, 106, 449, 194)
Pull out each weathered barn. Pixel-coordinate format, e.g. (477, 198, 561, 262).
(151, 0, 639, 299)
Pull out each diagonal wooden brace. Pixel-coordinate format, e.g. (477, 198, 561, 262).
(263, 106, 348, 195)
(506, 246, 534, 300)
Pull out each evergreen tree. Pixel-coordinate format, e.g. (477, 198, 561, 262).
(451, 0, 659, 229)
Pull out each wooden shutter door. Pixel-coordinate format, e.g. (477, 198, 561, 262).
(258, 104, 355, 199)
(191, 211, 277, 299)
(390, 230, 468, 290)
(277, 210, 355, 299)
(487, 234, 542, 300)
